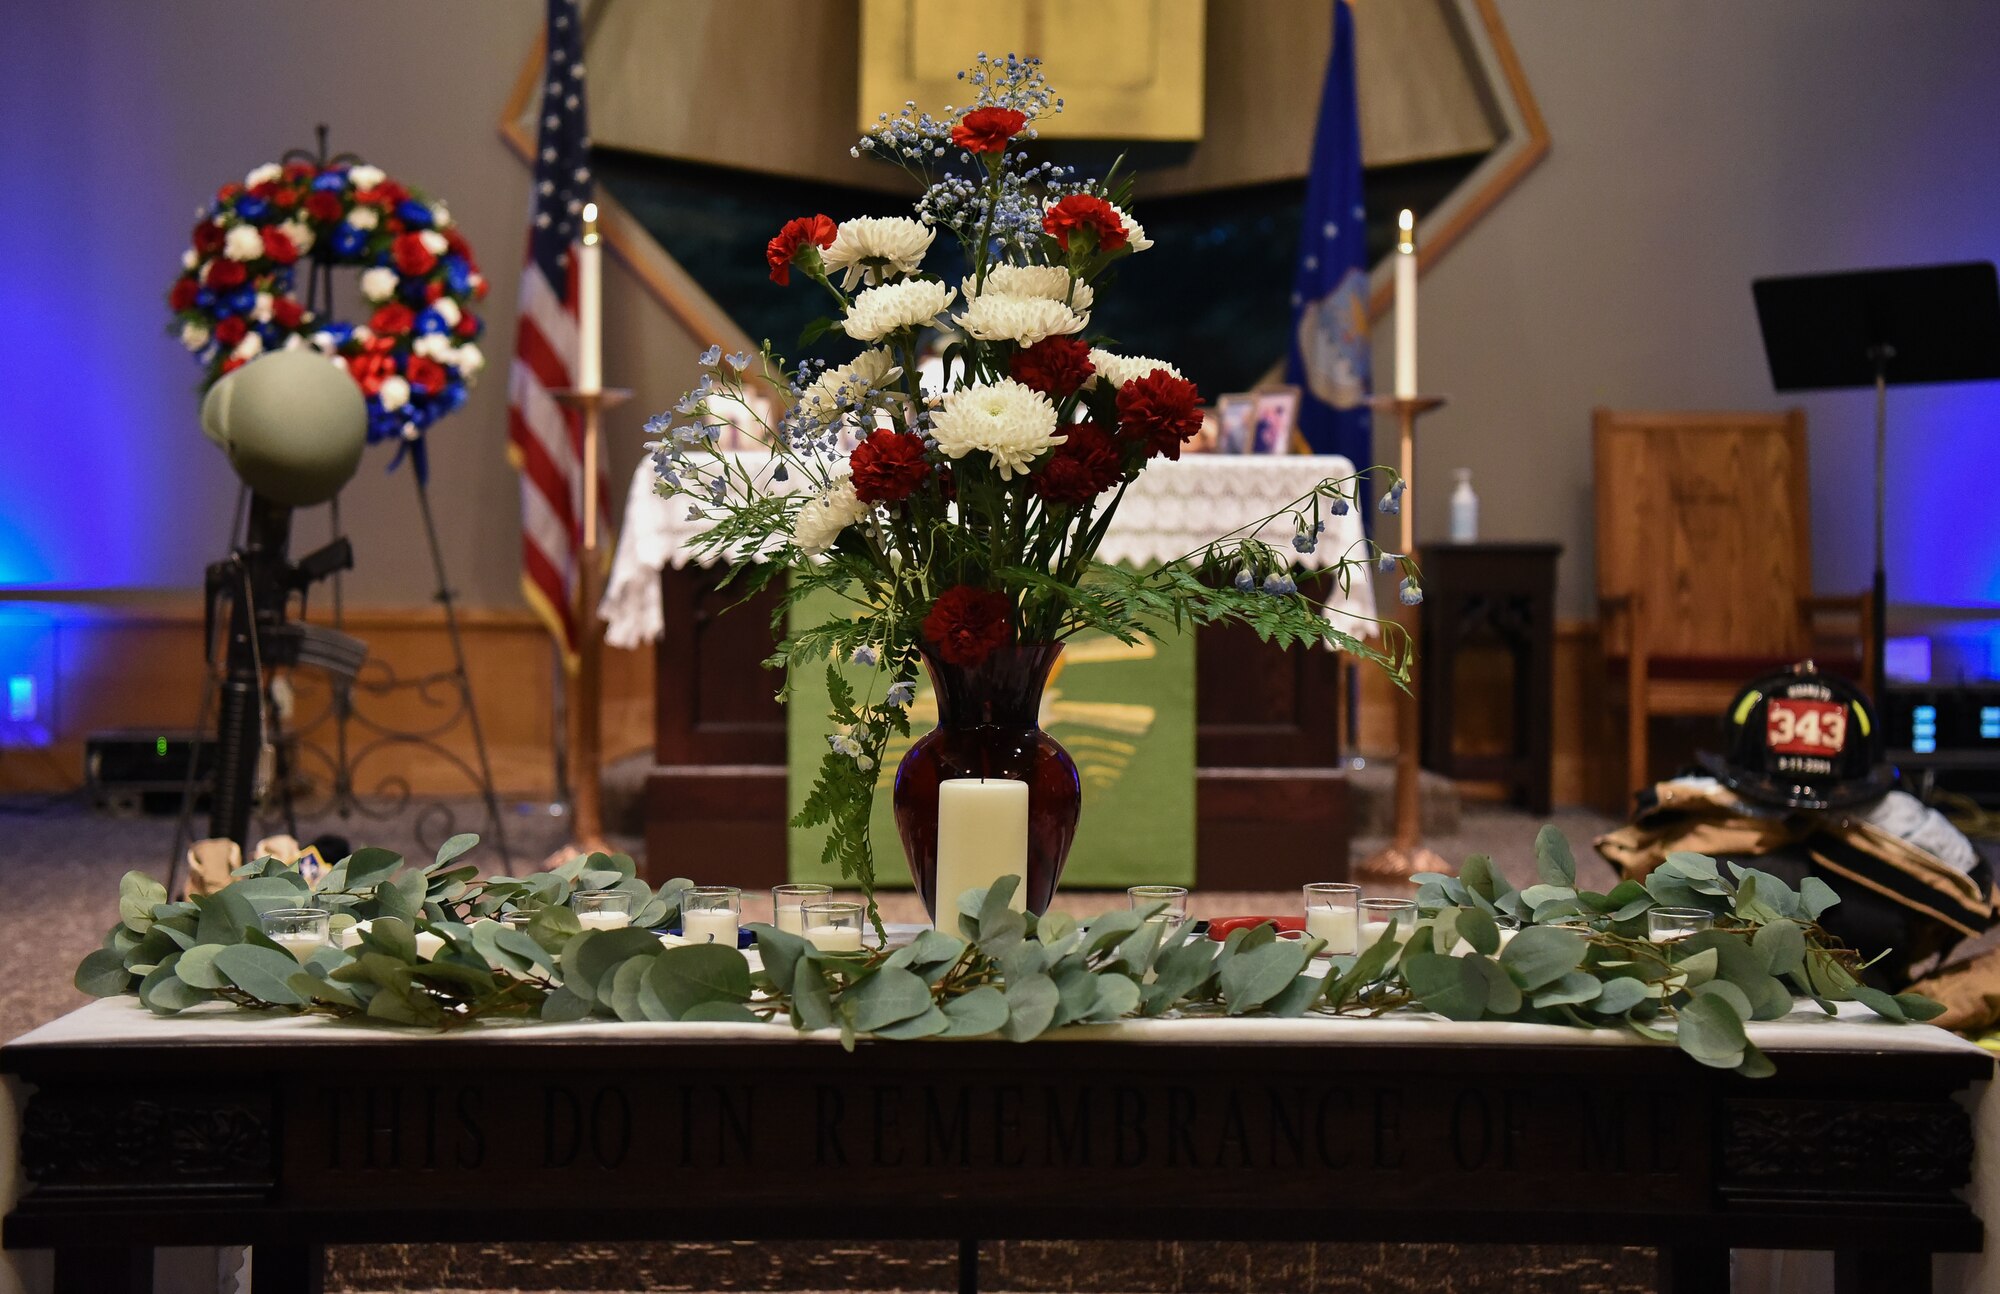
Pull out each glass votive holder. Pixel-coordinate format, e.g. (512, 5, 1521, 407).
(1357, 897, 1418, 951)
(1648, 907, 1713, 943)
(262, 907, 331, 963)
(771, 882, 834, 936)
(1494, 913, 1523, 950)
(500, 909, 540, 930)
(571, 889, 633, 930)
(682, 885, 742, 946)
(1303, 882, 1362, 955)
(1129, 884, 1191, 940)
(803, 899, 865, 952)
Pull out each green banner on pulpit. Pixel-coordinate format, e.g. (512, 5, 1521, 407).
(785, 588, 1195, 890)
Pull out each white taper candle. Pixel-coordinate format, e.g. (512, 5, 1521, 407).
(577, 202, 602, 395)
(1393, 208, 1417, 399)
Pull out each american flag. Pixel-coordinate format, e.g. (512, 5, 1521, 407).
(508, 0, 598, 667)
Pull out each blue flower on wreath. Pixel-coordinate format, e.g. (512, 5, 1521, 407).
(226, 286, 257, 316)
(195, 289, 217, 311)
(236, 196, 269, 222)
(395, 200, 433, 228)
(331, 224, 368, 258)
(443, 255, 472, 296)
(415, 308, 449, 336)
(311, 170, 348, 192)
(319, 321, 355, 348)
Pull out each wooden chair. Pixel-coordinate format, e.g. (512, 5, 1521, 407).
(1593, 408, 1872, 800)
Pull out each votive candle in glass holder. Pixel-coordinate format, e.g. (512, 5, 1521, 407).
(262, 907, 330, 963)
(771, 883, 833, 936)
(1357, 897, 1417, 951)
(1648, 907, 1713, 943)
(682, 886, 742, 946)
(803, 900, 865, 952)
(1303, 882, 1362, 955)
(1494, 914, 1523, 950)
(572, 889, 633, 930)
(1129, 884, 1190, 938)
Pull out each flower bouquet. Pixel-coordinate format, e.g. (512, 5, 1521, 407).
(650, 55, 1415, 931)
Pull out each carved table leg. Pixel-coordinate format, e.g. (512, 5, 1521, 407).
(1656, 1243, 1730, 1294)
(1834, 1249, 1929, 1294)
(253, 1241, 326, 1294)
(958, 1237, 979, 1294)
(54, 1245, 152, 1294)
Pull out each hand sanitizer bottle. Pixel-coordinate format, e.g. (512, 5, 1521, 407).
(1449, 468, 1479, 543)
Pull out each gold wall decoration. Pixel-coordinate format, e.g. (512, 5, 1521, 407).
(858, 0, 1206, 141)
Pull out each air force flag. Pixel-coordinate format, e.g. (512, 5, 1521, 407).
(1285, 0, 1371, 465)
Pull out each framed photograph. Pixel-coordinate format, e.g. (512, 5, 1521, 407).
(1251, 386, 1302, 455)
(1215, 393, 1257, 454)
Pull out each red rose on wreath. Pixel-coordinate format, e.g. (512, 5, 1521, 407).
(192, 221, 225, 256)
(1009, 336, 1093, 398)
(850, 429, 931, 504)
(169, 277, 198, 311)
(263, 228, 299, 265)
(1031, 423, 1123, 505)
(271, 297, 304, 329)
(305, 191, 343, 224)
(951, 106, 1027, 154)
(203, 258, 246, 290)
(1042, 194, 1128, 254)
(370, 303, 415, 336)
(407, 356, 447, 395)
(923, 585, 1014, 668)
(1115, 370, 1203, 460)
(393, 232, 437, 277)
(213, 316, 247, 348)
(765, 213, 837, 285)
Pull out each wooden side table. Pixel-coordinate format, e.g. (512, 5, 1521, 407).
(1417, 542, 1562, 813)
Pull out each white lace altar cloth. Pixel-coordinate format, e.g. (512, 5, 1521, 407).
(602, 454, 1381, 649)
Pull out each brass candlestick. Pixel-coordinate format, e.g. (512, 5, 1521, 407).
(1358, 394, 1448, 884)
(546, 385, 633, 866)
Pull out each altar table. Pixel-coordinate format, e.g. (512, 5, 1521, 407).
(5, 998, 1992, 1294)
(602, 455, 1384, 891)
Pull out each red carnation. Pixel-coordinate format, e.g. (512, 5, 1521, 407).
(213, 316, 247, 347)
(204, 258, 246, 290)
(168, 277, 198, 311)
(850, 430, 931, 504)
(1115, 370, 1204, 460)
(951, 106, 1027, 154)
(393, 232, 437, 277)
(1031, 423, 1123, 505)
(220, 356, 247, 375)
(1009, 336, 1094, 399)
(249, 181, 279, 201)
(263, 229, 299, 265)
(348, 349, 395, 391)
(407, 355, 447, 394)
(283, 161, 315, 182)
(305, 191, 343, 224)
(271, 187, 299, 211)
(922, 585, 1014, 668)
(455, 315, 480, 339)
(355, 186, 394, 210)
(1042, 194, 1128, 255)
(216, 182, 243, 203)
(370, 303, 415, 336)
(765, 213, 837, 286)
(423, 280, 445, 303)
(192, 221, 225, 255)
(271, 297, 305, 329)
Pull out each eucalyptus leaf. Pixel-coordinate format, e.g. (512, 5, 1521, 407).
(751, 923, 809, 995)
(846, 966, 934, 1032)
(1692, 979, 1755, 1022)
(648, 943, 752, 1018)
(1405, 954, 1488, 1021)
(1676, 992, 1749, 1069)
(572, 927, 667, 1001)
(792, 960, 837, 1031)
(1533, 824, 1577, 887)
(607, 956, 651, 1022)
(173, 942, 229, 990)
(1850, 984, 1906, 1021)
(118, 871, 167, 932)
(873, 1005, 951, 1039)
(433, 833, 480, 868)
(140, 957, 210, 1015)
(941, 985, 1010, 1036)
(75, 947, 133, 997)
(1532, 971, 1603, 1009)
(1499, 926, 1585, 991)
(1799, 875, 1841, 920)
(212, 943, 309, 1006)
(1084, 974, 1142, 1023)
(1264, 962, 1330, 1017)
(1001, 973, 1059, 1041)
(1220, 940, 1310, 1014)
(343, 847, 404, 891)
(1143, 937, 1219, 1015)
(1593, 977, 1650, 1015)
(1893, 992, 1947, 1022)
(541, 985, 591, 1022)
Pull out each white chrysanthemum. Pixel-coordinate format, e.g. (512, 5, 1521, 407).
(413, 333, 453, 360)
(277, 219, 314, 255)
(244, 163, 282, 189)
(231, 332, 264, 362)
(430, 201, 453, 228)
(793, 474, 869, 555)
(223, 225, 265, 262)
(180, 322, 209, 352)
(252, 292, 274, 323)
(1088, 348, 1183, 388)
(431, 297, 462, 328)
(955, 294, 1089, 348)
(359, 266, 399, 303)
(347, 206, 380, 231)
(349, 164, 386, 190)
(930, 378, 1065, 480)
(843, 279, 955, 342)
(310, 330, 338, 354)
(822, 216, 935, 290)
(455, 342, 485, 377)
(1108, 203, 1153, 252)
(967, 264, 1094, 313)
(418, 229, 448, 255)
(798, 347, 903, 423)
(378, 375, 410, 411)
(181, 248, 198, 271)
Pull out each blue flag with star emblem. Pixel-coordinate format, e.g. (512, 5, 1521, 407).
(1284, 0, 1371, 466)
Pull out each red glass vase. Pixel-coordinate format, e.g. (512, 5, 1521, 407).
(892, 643, 1081, 920)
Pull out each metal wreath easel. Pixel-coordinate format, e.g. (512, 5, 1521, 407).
(168, 127, 512, 888)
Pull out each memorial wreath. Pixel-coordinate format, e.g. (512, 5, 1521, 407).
(167, 159, 489, 469)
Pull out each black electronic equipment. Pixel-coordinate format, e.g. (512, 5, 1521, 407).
(86, 729, 217, 816)
(1883, 685, 2000, 806)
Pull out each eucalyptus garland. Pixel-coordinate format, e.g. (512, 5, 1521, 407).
(75, 829, 1941, 1073)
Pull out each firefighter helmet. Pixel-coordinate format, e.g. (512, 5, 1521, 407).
(1696, 661, 1891, 811)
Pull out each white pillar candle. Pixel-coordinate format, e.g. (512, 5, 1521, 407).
(806, 924, 863, 952)
(1393, 207, 1417, 399)
(682, 910, 739, 946)
(576, 910, 629, 931)
(1305, 906, 1359, 955)
(576, 202, 602, 395)
(933, 778, 1030, 925)
(272, 933, 323, 964)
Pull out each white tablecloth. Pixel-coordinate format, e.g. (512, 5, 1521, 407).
(602, 454, 1381, 650)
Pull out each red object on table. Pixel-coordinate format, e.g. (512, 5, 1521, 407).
(1205, 915, 1305, 942)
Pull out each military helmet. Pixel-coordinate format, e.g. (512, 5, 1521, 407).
(1696, 661, 1891, 811)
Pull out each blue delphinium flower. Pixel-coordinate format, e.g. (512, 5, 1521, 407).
(1329, 497, 1350, 516)
(851, 645, 879, 667)
(1399, 577, 1424, 606)
(1262, 573, 1297, 596)
(1378, 552, 1399, 573)
(1292, 530, 1317, 555)
(1233, 568, 1255, 592)
(772, 463, 789, 483)
(725, 351, 752, 372)
(885, 680, 917, 707)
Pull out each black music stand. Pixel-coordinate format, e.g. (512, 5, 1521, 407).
(1752, 262, 2000, 701)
